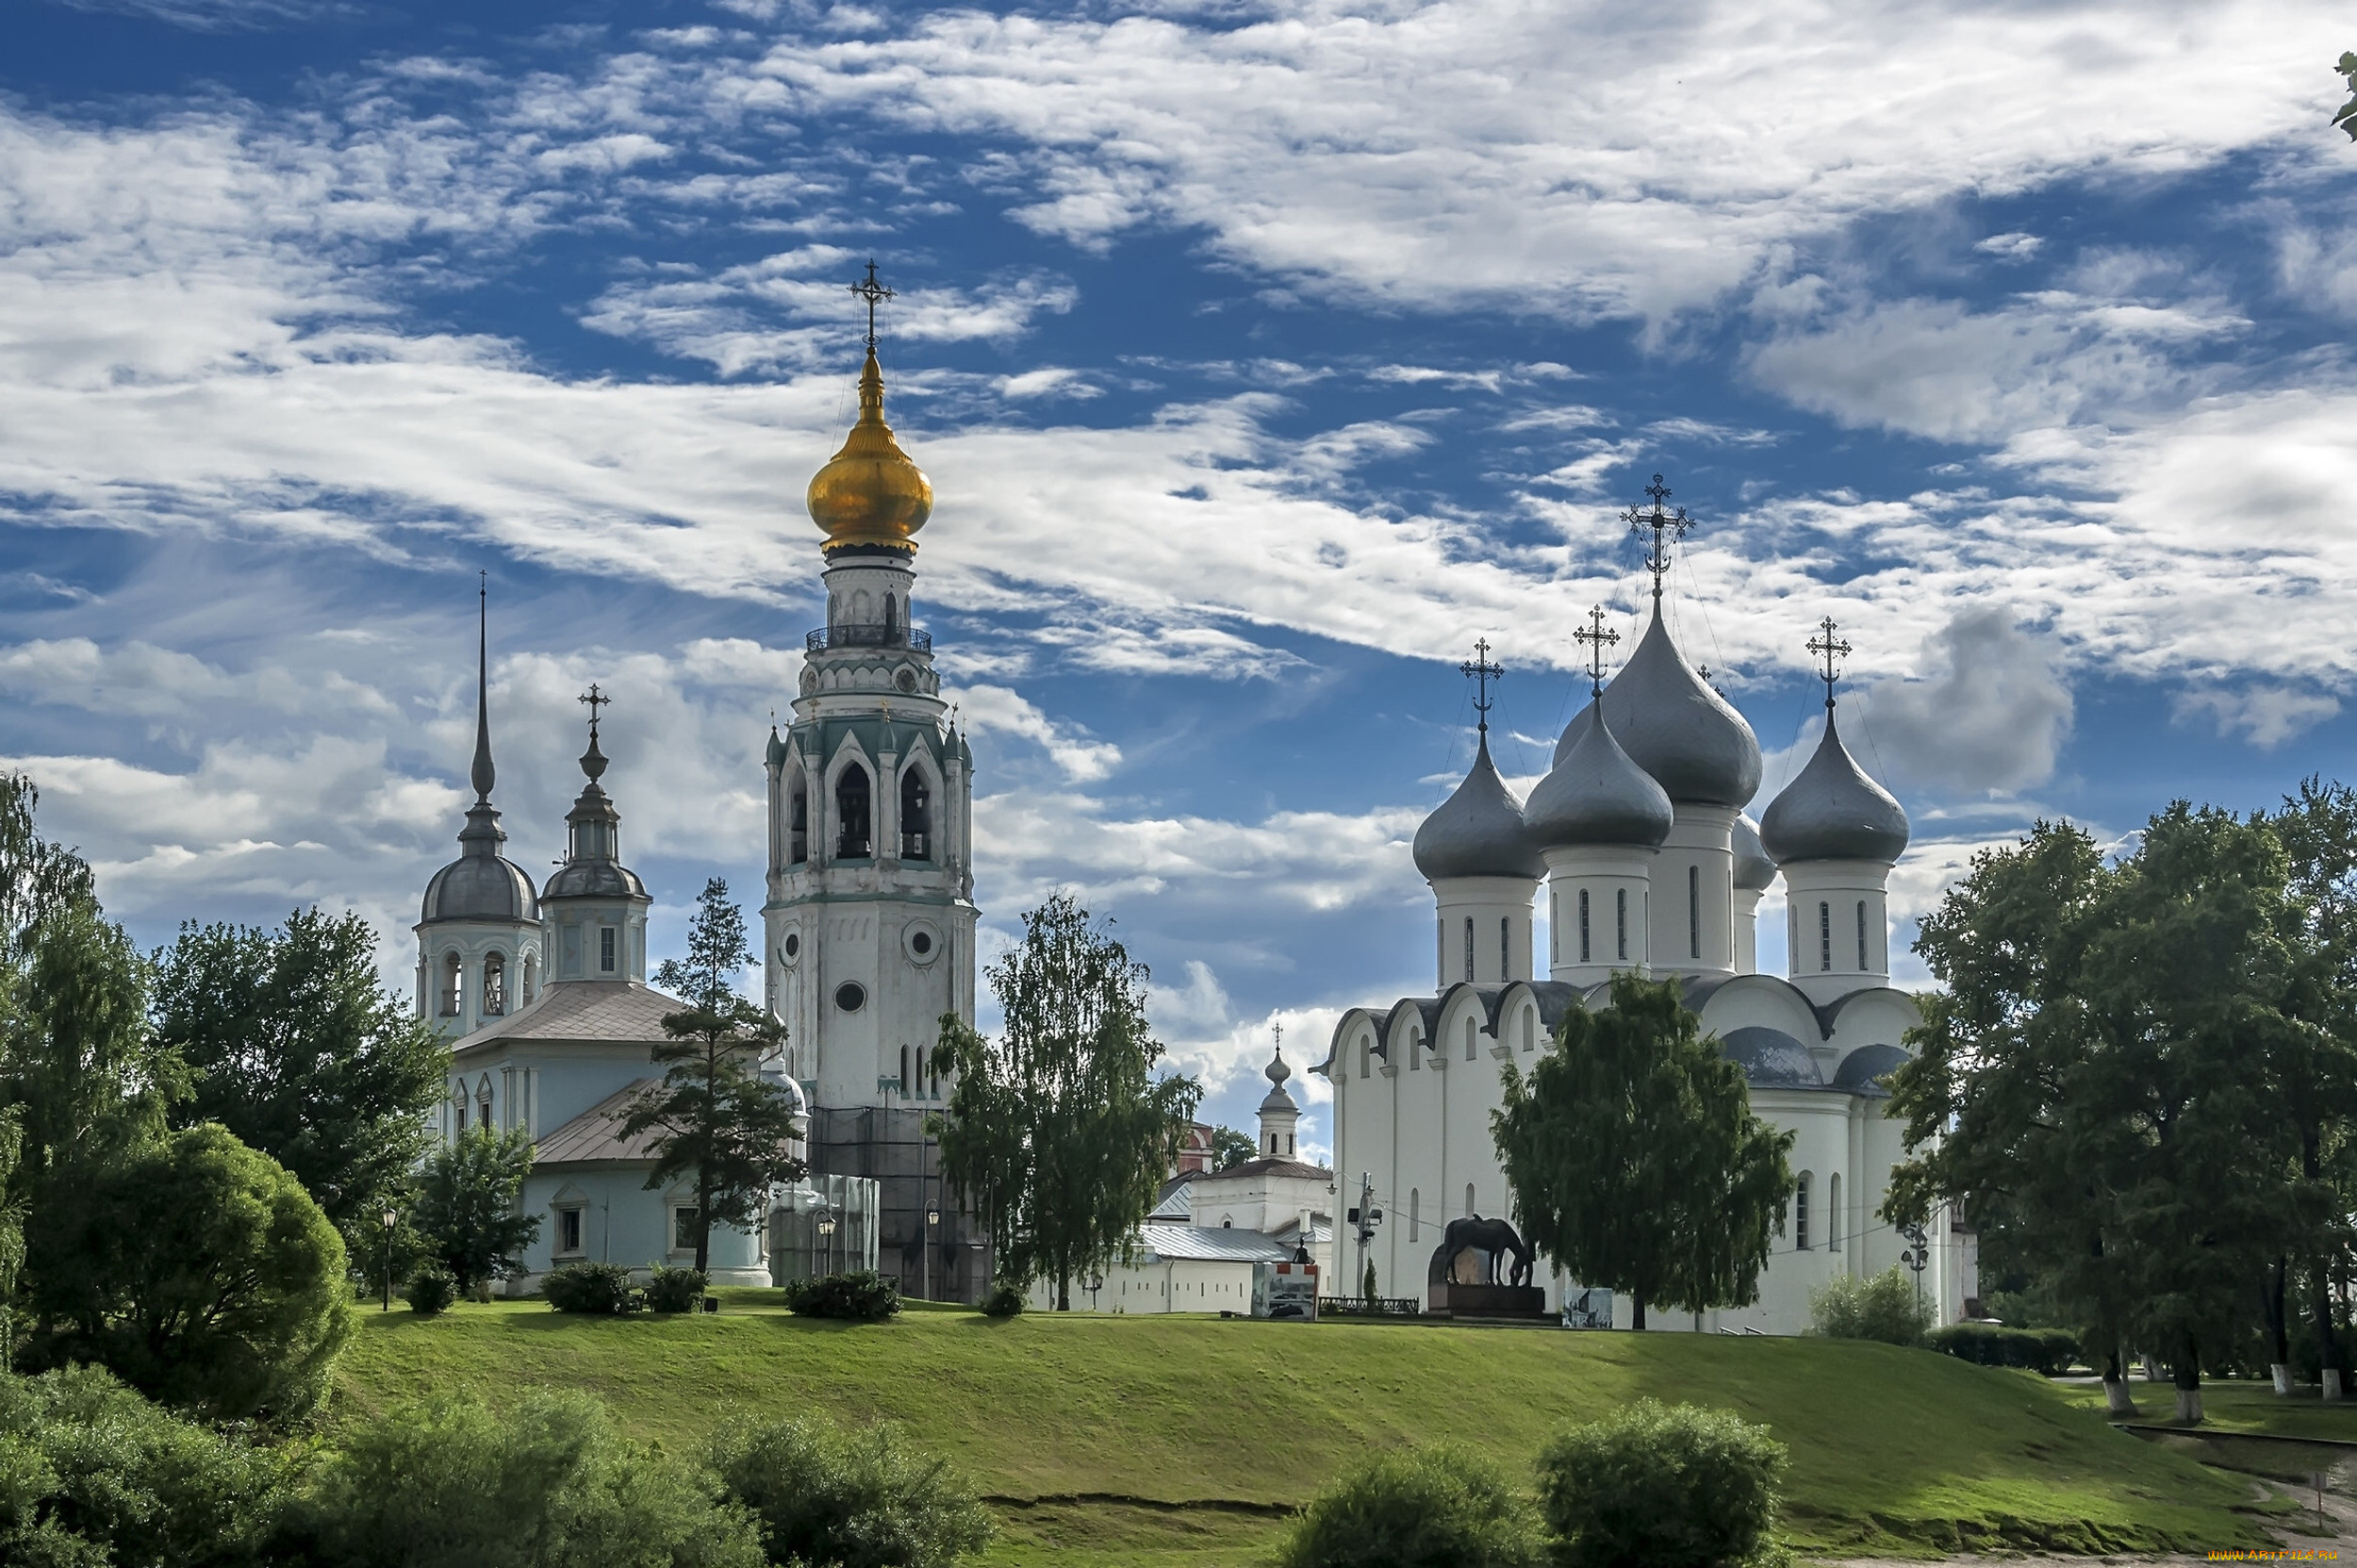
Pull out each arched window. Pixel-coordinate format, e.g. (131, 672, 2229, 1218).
(1819, 901, 1832, 971)
(483, 951, 507, 1017)
(1521, 1009, 1535, 1052)
(440, 951, 463, 1017)
(900, 769, 931, 860)
(883, 593, 898, 636)
(1409, 1030, 1421, 1070)
(477, 1081, 494, 1133)
(1409, 1188, 1420, 1243)
(1829, 1173, 1843, 1251)
(1286, 1132, 1294, 1155)
(835, 764, 872, 859)
(1500, 916, 1510, 981)
(521, 953, 536, 1005)
(1795, 1172, 1812, 1249)
(1464, 1017, 1476, 1061)
(1856, 900, 1870, 971)
(1464, 1182, 1476, 1218)
(1578, 889, 1591, 963)
(788, 779, 808, 864)
(1359, 1041, 1370, 1079)
(1463, 916, 1474, 982)
(1616, 888, 1628, 962)
(1689, 864, 1701, 959)
(899, 1044, 910, 1097)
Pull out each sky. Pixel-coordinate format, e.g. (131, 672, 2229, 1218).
(6, 0, 2357, 1158)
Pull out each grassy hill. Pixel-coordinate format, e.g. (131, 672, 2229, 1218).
(332, 1296, 2285, 1567)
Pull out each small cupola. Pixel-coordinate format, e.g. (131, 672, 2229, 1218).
(541, 685, 652, 984)
(1411, 735, 1543, 882)
(1257, 1043, 1302, 1161)
(1526, 698, 1674, 850)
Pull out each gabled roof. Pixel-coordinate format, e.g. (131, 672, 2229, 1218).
(532, 1079, 666, 1165)
(1132, 1227, 1298, 1264)
(1195, 1156, 1331, 1184)
(453, 980, 685, 1055)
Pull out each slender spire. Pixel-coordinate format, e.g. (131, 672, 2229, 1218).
(1574, 603, 1620, 699)
(470, 572, 496, 802)
(1624, 473, 1691, 607)
(1806, 616, 1853, 712)
(1459, 638, 1503, 740)
(578, 684, 611, 783)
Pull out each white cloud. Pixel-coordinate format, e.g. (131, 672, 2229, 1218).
(949, 683, 1121, 782)
(1852, 609, 2074, 796)
(2177, 685, 2342, 750)
(1975, 232, 2043, 261)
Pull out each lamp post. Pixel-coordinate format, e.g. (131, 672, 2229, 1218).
(1087, 1271, 1105, 1312)
(380, 1209, 398, 1312)
(816, 1211, 836, 1278)
(1898, 1220, 1930, 1316)
(924, 1205, 940, 1302)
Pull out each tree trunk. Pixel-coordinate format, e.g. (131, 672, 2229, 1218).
(695, 1175, 712, 1276)
(1632, 1295, 1646, 1331)
(1057, 1274, 1070, 1312)
(2102, 1348, 2135, 1416)
(2315, 1256, 2341, 1397)
(2266, 1257, 2290, 1394)
(2174, 1335, 2202, 1426)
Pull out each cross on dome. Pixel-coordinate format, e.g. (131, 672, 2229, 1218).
(1459, 638, 1503, 737)
(1624, 473, 1692, 605)
(579, 682, 610, 738)
(1806, 617, 1853, 710)
(849, 259, 895, 354)
(1574, 604, 1620, 698)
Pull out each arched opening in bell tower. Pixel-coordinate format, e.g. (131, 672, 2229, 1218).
(787, 777, 808, 864)
(900, 768, 931, 860)
(835, 765, 872, 859)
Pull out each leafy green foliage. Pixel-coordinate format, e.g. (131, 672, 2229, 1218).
(1807, 1265, 1932, 1346)
(645, 1265, 706, 1314)
(294, 1391, 763, 1568)
(706, 1411, 995, 1568)
(1534, 1400, 1788, 1568)
(404, 1266, 457, 1317)
(620, 880, 803, 1275)
(1926, 1323, 2080, 1376)
(154, 909, 449, 1238)
(23, 1125, 350, 1421)
(0, 1364, 296, 1568)
(411, 1125, 540, 1294)
(1208, 1125, 1257, 1171)
(1492, 973, 1794, 1329)
(1274, 1444, 1538, 1568)
(783, 1270, 899, 1321)
(545, 1263, 635, 1315)
(2335, 52, 2357, 140)
(930, 894, 1201, 1310)
(980, 1282, 1024, 1318)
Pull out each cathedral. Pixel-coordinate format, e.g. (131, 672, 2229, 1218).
(1314, 493, 1974, 1335)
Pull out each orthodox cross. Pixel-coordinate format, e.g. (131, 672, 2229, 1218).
(1806, 617, 1852, 710)
(1624, 473, 1691, 604)
(578, 682, 610, 741)
(849, 259, 895, 353)
(1573, 604, 1619, 698)
(1459, 638, 1503, 738)
(1273, 1020, 1284, 1056)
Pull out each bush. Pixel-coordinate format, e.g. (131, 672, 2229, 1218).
(1535, 1400, 1787, 1568)
(0, 1363, 295, 1568)
(980, 1283, 1025, 1319)
(1275, 1444, 1537, 1568)
(1926, 1323, 2080, 1376)
(22, 1124, 353, 1421)
(404, 1265, 458, 1316)
(708, 1412, 995, 1568)
(784, 1270, 899, 1322)
(1806, 1265, 1933, 1346)
(292, 1390, 763, 1568)
(646, 1265, 707, 1314)
(545, 1263, 635, 1315)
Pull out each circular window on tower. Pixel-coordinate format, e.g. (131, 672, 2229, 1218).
(780, 933, 801, 966)
(894, 666, 918, 693)
(903, 920, 942, 966)
(834, 982, 866, 1013)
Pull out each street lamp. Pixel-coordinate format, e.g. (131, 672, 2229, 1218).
(380, 1209, 398, 1312)
(924, 1205, 940, 1302)
(816, 1209, 836, 1277)
(1087, 1271, 1105, 1312)
(1898, 1220, 1930, 1313)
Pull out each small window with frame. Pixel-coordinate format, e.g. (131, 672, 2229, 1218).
(673, 1207, 700, 1251)
(557, 1207, 585, 1256)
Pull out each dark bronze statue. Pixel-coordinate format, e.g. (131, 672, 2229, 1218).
(1427, 1214, 1534, 1288)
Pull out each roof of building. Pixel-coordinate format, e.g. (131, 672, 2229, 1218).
(1194, 1156, 1332, 1184)
(453, 980, 685, 1053)
(1132, 1227, 1299, 1263)
(1562, 612, 1763, 807)
(1527, 698, 1675, 850)
(533, 1079, 666, 1164)
(1147, 1183, 1195, 1222)
(421, 841, 539, 925)
(1830, 1042, 1909, 1098)
(1412, 734, 1545, 882)
(1720, 1025, 1827, 1089)
(1758, 707, 1910, 865)
(1260, 1047, 1300, 1114)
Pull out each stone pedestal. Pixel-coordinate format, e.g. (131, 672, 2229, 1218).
(1430, 1282, 1549, 1318)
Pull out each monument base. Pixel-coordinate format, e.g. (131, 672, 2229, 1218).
(1429, 1283, 1549, 1318)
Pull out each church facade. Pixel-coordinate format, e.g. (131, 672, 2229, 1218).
(1316, 505, 1974, 1335)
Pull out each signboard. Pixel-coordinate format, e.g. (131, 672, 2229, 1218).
(1252, 1260, 1319, 1321)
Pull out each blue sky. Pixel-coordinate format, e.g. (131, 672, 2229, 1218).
(6, 0, 2356, 1154)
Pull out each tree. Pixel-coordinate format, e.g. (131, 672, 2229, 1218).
(931, 894, 1202, 1311)
(1208, 1125, 1258, 1171)
(614, 879, 804, 1276)
(413, 1124, 541, 1295)
(2335, 52, 2357, 140)
(155, 908, 450, 1240)
(22, 1123, 352, 1420)
(1492, 972, 1793, 1330)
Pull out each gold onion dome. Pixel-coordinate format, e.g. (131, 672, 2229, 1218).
(806, 350, 932, 552)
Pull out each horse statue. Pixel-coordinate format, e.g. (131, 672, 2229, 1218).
(1426, 1214, 1535, 1288)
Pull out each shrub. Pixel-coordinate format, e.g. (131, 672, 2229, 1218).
(784, 1270, 899, 1321)
(22, 1124, 353, 1421)
(1275, 1444, 1538, 1568)
(292, 1390, 763, 1568)
(980, 1283, 1025, 1319)
(708, 1412, 995, 1568)
(0, 1364, 296, 1568)
(1806, 1265, 1932, 1346)
(1926, 1323, 2080, 1376)
(545, 1263, 635, 1315)
(1535, 1400, 1788, 1568)
(411, 1125, 541, 1296)
(404, 1265, 458, 1316)
(646, 1265, 707, 1314)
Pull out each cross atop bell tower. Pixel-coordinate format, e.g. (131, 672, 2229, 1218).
(1574, 604, 1620, 698)
(1624, 473, 1691, 605)
(1806, 616, 1853, 711)
(849, 259, 895, 354)
(1459, 638, 1503, 739)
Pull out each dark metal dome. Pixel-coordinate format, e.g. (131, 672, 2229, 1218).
(1831, 1042, 1909, 1097)
(420, 827, 539, 925)
(1758, 707, 1909, 865)
(1733, 813, 1777, 891)
(1557, 614, 1762, 807)
(1411, 735, 1544, 882)
(1720, 1025, 1825, 1089)
(544, 860, 650, 900)
(1526, 699, 1673, 850)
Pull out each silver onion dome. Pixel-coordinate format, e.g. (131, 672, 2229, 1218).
(1526, 699, 1673, 849)
(1758, 708, 1909, 865)
(1557, 615, 1762, 807)
(1411, 735, 1545, 882)
(1733, 814, 1777, 891)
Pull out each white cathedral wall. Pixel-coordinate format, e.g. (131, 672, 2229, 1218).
(1779, 860, 1893, 1007)
(416, 925, 548, 1040)
(1542, 847, 1655, 984)
(1022, 1254, 1257, 1313)
(1649, 804, 1739, 981)
(1429, 877, 1538, 987)
(767, 893, 971, 1108)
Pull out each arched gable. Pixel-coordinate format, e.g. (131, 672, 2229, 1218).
(1694, 973, 1825, 1045)
(1822, 986, 1922, 1053)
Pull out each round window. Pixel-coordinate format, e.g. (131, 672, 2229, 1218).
(894, 667, 918, 693)
(834, 982, 866, 1013)
(782, 933, 800, 961)
(903, 920, 943, 966)
(912, 931, 932, 955)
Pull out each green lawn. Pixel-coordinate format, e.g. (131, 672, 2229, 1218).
(333, 1298, 2282, 1567)
(2051, 1376, 2357, 1443)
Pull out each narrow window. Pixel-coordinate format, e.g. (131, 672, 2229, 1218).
(1409, 1189, 1420, 1243)
(1501, 917, 1511, 982)
(674, 1207, 700, 1251)
(835, 765, 873, 858)
(1689, 864, 1701, 959)
(1551, 890, 1559, 962)
(1409, 1032, 1421, 1070)
(1465, 1182, 1476, 1218)
(1359, 1042, 1370, 1079)
(899, 1044, 910, 1097)
(1857, 900, 1869, 971)
(440, 951, 463, 1017)
(600, 926, 617, 973)
(522, 954, 536, 1005)
(558, 1208, 583, 1254)
(1286, 1133, 1294, 1155)
(1819, 901, 1832, 972)
(1463, 917, 1475, 982)
(1578, 889, 1591, 963)
(1436, 918, 1443, 981)
(1829, 1174, 1843, 1251)
(900, 769, 931, 860)
(1464, 1017, 1476, 1061)
(1521, 1010, 1535, 1051)
(483, 951, 506, 1016)
(1795, 1173, 1811, 1249)
(1616, 888, 1628, 962)
(788, 782, 808, 864)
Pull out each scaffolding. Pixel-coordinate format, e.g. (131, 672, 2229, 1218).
(770, 1173, 882, 1284)
(805, 1105, 991, 1303)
